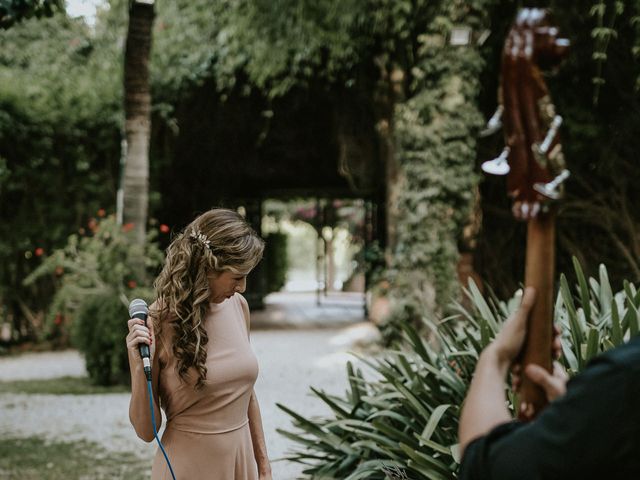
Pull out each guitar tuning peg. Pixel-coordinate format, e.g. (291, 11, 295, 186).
(481, 146, 510, 175)
(533, 115, 563, 157)
(533, 169, 570, 200)
(479, 105, 504, 137)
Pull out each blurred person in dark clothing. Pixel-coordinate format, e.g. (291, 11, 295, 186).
(458, 288, 640, 479)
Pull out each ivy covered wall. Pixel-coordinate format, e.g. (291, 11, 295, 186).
(383, 2, 496, 335)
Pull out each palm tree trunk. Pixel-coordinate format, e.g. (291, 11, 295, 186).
(121, 0, 155, 245)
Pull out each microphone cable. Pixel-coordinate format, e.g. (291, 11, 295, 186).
(146, 379, 177, 480)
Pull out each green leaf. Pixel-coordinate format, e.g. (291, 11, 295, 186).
(402, 321, 430, 360)
(450, 443, 461, 463)
(309, 387, 352, 419)
(561, 274, 584, 369)
(585, 327, 600, 361)
(560, 274, 578, 320)
(599, 264, 613, 318)
(480, 320, 491, 348)
(468, 278, 498, 332)
(611, 299, 623, 346)
(573, 257, 592, 322)
(399, 443, 450, 479)
(346, 362, 363, 406)
(420, 404, 451, 442)
(627, 301, 639, 337)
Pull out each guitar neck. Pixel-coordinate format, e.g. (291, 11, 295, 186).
(518, 208, 556, 419)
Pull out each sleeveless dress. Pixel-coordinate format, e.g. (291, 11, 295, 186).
(151, 294, 259, 480)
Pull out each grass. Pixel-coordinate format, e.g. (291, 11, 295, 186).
(0, 360, 145, 478)
(0, 436, 148, 479)
(0, 376, 129, 395)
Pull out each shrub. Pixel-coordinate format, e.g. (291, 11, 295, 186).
(264, 231, 288, 293)
(72, 291, 134, 386)
(24, 215, 163, 385)
(278, 259, 639, 479)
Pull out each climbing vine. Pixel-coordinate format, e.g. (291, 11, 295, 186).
(379, 2, 497, 339)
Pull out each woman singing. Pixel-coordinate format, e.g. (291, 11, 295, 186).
(126, 208, 271, 479)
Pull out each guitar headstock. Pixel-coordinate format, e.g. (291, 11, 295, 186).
(481, 8, 570, 221)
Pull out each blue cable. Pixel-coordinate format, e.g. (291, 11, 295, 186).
(147, 379, 177, 480)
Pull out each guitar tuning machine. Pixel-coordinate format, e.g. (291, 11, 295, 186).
(532, 115, 563, 166)
(479, 105, 504, 137)
(481, 146, 510, 175)
(533, 169, 570, 200)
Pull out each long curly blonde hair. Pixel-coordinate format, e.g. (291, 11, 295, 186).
(152, 208, 264, 389)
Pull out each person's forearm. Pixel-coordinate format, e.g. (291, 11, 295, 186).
(128, 350, 161, 442)
(458, 345, 512, 455)
(248, 390, 271, 477)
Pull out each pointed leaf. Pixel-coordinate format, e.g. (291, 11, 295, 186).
(468, 278, 498, 332)
(573, 257, 592, 321)
(611, 299, 623, 346)
(421, 404, 451, 442)
(599, 264, 613, 317)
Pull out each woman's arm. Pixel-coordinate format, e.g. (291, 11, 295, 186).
(126, 314, 162, 442)
(248, 389, 272, 479)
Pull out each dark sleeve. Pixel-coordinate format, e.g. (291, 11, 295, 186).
(458, 359, 633, 480)
(458, 422, 525, 480)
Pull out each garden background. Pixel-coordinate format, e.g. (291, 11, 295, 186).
(1, 0, 640, 479)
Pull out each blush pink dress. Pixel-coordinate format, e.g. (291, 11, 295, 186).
(151, 294, 259, 480)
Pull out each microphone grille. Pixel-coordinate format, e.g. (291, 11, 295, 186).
(128, 298, 149, 317)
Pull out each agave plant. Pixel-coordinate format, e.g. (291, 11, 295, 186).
(277, 259, 640, 479)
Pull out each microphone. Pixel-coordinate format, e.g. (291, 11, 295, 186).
(129, 298, 152, 381)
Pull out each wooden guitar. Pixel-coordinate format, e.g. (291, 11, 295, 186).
(481, 8, 570, 420)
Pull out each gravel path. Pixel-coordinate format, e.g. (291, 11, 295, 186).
(0, 324, 379, 479)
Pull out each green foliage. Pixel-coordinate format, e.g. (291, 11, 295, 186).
(151, 0, 482, 100)
(3, 0, 640, 350)
(0, 0, 61, 29)
(72, 292, 132, 385)
(148, 0, 640, 335)
(278, 261, 638, 479)
(589, 0, 632, 103)
(385, 2, 492, 337)
(263, 231, 288, 293)
(0, 436, 147, 479)
(23, 215, 163, 384)
(0, 375, 129, 394)
(0, 12, 122, 341)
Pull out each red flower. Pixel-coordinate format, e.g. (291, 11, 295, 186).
(97, 208, 106, 218)
(54, 266, 64, 276)
(54, 314, 63, 326)
(128, 280, 137, 289)
(34, 247, 44, 257)
(159, 224, 170, 233)
(122, 223, 135, 233)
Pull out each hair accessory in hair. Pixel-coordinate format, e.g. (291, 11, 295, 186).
(189, 229, 211, 249)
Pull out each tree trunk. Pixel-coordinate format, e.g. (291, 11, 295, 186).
(324, 230, 335, 293)
(122, 0, 154, 245)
